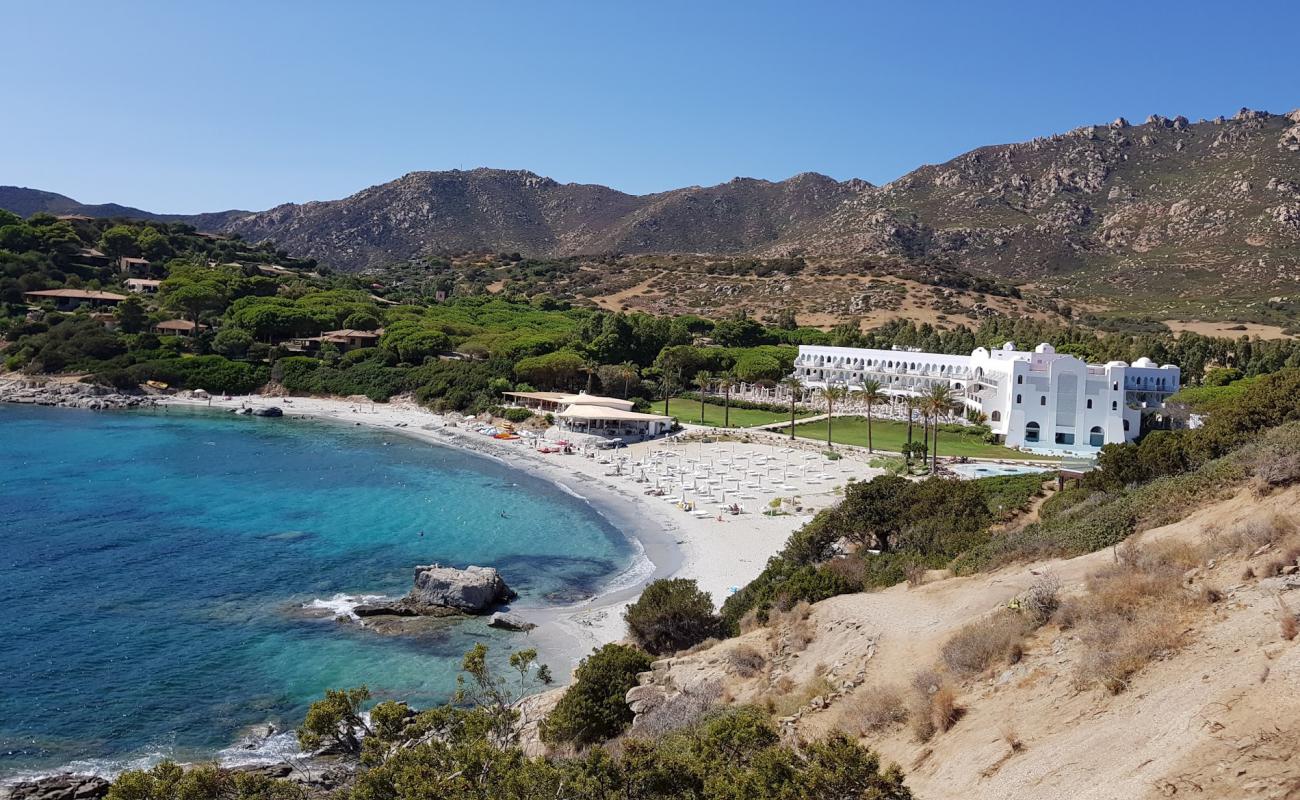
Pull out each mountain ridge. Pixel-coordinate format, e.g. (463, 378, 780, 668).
(3, 108, 1298, 302)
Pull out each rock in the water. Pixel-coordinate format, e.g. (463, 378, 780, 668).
(407, 564, 515, 612)
(488, 612, 536, 631)
(353, 602, 421, 617)
(252, 406, 283, 417)
(4, 775, 111, 800)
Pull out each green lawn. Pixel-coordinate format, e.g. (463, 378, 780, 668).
(665, 397, 813, 429)
(790, 415, 1046, 460)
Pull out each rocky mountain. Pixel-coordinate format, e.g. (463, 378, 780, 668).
(219, 169, 870, 269)
(216, 107, 1300, 292)
(5, 108, 1298, 302)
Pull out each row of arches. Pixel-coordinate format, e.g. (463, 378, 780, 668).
(1024, 422, 1107, 447)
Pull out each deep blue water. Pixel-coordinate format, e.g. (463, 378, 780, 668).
(0, 405, 634, 777)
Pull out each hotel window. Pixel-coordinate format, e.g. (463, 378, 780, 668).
(1039, 396, 1046, 406)
(1016, 394, 1022, 404)
(1016, 375, 1023, 385)
(1086, 399, 1093, 409)
(1112, 381, 1119, 391)
(990, 410, 1001, 422)
(1055, 432, 1074, 445)
(1111, 400, 1118, 410)
(1025, 421, 1040, 443)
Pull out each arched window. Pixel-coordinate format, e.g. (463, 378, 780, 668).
(1111, 400, 1118, 411)
(1016, 394, 1022, 404)
(1089, 426, 1105, 447)
(1123, 419, 1130, 432)
(990, 410, 1002, 422)
(1112, 381, 1119, 391)
(1025, 421, 1041, 443)
(1086, 399, 1093, 409)
(1040, 396, 1047, 406)
(1017, 375, 1024, 385)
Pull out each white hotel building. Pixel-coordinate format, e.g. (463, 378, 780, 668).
(792, 342, 1180, 451)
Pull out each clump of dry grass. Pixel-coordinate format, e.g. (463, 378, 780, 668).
(1063, 541, 1198, 694)
(1021, 572, 1061, 624)
(907, 669, 959, 742)
(726, 643, 767, 678)
(905, 563, 928, 588)
(676, 637, 721, 657)
(1250, 447, 1300, 496)
(763, 674, 835, 718)
(1278, 598, 1299, 642)
(1212, 513, 1299, 557)
(844, 684, 907, 734)
(941, 611, 1033, 676)
(766, 600, 816, 652)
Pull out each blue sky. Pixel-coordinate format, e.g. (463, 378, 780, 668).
(2, 1, 1296, 213)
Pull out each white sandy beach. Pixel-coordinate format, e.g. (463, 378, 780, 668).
(160, 392, 886, 674)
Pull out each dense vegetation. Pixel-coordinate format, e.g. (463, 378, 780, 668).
(540, 644, 652, 746)
(106, 644, 912, 800)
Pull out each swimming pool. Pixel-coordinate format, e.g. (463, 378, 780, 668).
(949, 463, 1051, 479)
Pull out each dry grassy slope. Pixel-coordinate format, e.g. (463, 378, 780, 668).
(641, 486, 1300, 800)
(586, 271, 1062, 331)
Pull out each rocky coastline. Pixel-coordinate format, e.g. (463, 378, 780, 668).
(0, 377, 157, 411)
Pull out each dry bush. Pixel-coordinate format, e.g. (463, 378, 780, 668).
(1215, 513, 1298, 556)
(1279, 598, 1299, 642)
(628, 680, 723, 740)
(764, 674, 834, 718)
(941, 611, 1033, 676)
(737, 608, 763, 634)
(905, 563, 928, 588)
(1076, 605, 1184, 693)
(908, 669, 959, 742)
(1021, 572, 1061, 624)
(822, 555, 868, 587)
(726, 643, 767, 678)
(845, 684, 907, 734)
(1251, 447, 1300, 495)
(1067, 542, 1196, 694)
(1001, 725, 1024, 752)
(769, 601, 816, 652)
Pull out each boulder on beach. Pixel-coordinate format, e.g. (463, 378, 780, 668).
(488, 611, 536, 632)
(407, 564, 515, 612)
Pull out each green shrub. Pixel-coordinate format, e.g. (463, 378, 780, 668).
(540, 644, 652, 746)
(624, 578, 720, 655)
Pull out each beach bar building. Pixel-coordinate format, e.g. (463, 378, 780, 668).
(503, 391, 673, 440)
(792, 342, 1180, 453)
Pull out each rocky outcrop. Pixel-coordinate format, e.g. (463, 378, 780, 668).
(0, 378, 156, 410)
(408, 564, 515, 612)
(353, 565, 515, 620)
(1, 775, 110, 800)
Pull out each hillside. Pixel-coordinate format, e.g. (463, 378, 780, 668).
(0, 186, 249, 231)
(623, 484, 1300, 799)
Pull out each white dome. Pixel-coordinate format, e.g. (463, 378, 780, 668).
(1133, 356, 1156, 368)
(1034, 343, 1055, 354)
(1002, 341, 1017, 351)
(971, 347, 989, 358)
(1106, 360, 1129, 367)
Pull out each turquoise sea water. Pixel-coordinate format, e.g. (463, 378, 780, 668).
(0, 405, 635, 778)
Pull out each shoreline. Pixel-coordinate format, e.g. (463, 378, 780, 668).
(2, 392, 886, 784)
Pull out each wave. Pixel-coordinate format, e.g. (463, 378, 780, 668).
(303, 593, 390, 620)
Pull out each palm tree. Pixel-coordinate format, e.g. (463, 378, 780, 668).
(580, 358, 598, 394)
(925, 384, 955, 471)
(819, 384, 848, 448)
(618, 361, 639, 398)
(693, 371, 713, 424)
(719, 372, 736, 428)
(903, 394, 917, 449)
(780, 376, 802, 440)
(859, 379, 883, 454)
(659, 369, 679, 417)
